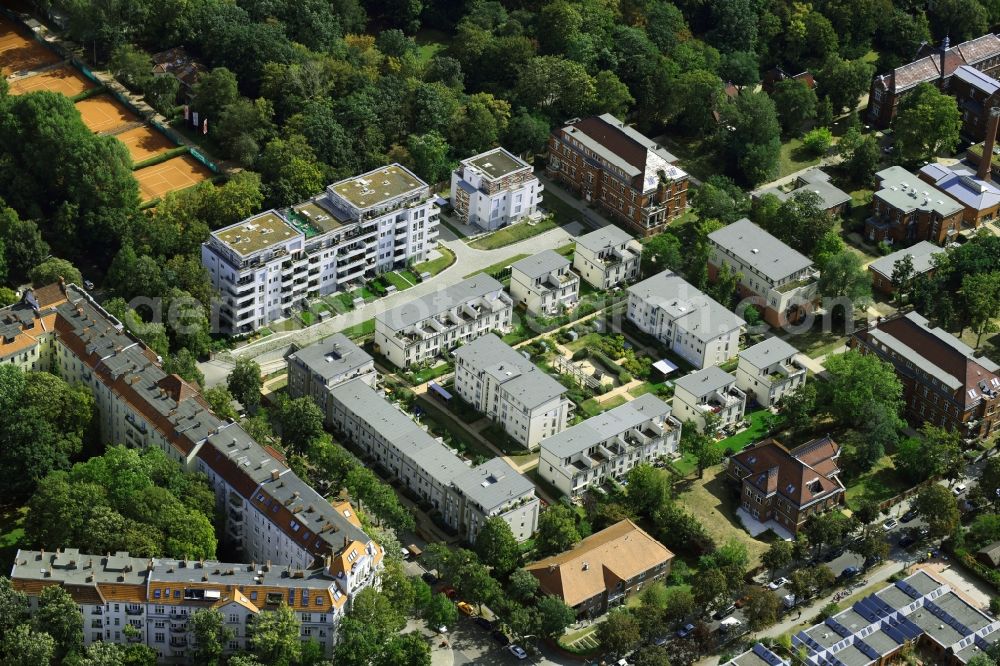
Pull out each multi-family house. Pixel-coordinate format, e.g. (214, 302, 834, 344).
(286, 333, 376, 426)
(453, 334, 572, 450)
(867, 241, 947, 296)
(326, 377, 540, 542)
(918, 162, 1000, 230)
(10, 547, 371, 663)
(627, 270, 745, 369)
(754, 168, 851, 216)
(866, 166, 965, 245)
(449, 147, 542, 230)
(572, 225, 642, 290)
(728, 437, 844, 535)
(0, 283, 384, 659)
(202, 164, 439, 334)
(735, 337, 806, 408)
(672, 366, 747, 433)
(525, 520, 673, 618)
(537, 394, 681, 497)
(373, 275, 513, 369)
(848, 312, 1000, 441)
(866, 34, 1000, 128)
(546, 114, 688, 237)
(733, 570, 1000, 666)
(707, 218, 819, 328)
(509, 250, 580, 316)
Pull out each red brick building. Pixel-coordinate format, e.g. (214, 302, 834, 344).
(546, 114, 688, 237)
(866, 166, 965, 245)
(866, 34, 1000, 129)
(727, 437, 845, 534)
(848, 312, 1000, 442)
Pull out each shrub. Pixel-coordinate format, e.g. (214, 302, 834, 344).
(618, 370, 633, 384)
(802, 127, 833, 156)
(572, 348, 589, 361)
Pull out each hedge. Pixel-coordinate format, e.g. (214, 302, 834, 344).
(70, 86, 107, 103)
(132, 145, 190, 170)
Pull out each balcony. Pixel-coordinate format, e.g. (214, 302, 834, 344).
(169, 637, 188, 648)
(228, 508, 243, 523)
(169, 611, 187, 620)
(91, 620, 103, 628)
(170, 623, 187, 633)
(125, 605, 143, 616)
(228, 492, 242, 508)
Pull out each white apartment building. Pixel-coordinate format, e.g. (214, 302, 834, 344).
(450, 147, 542, 230)
(707, 218, 818, 328)
(1, 284, 383, 660)
(627, 270, 745, 369)
(735, 337, 806, 407)
(374, 275, 513, 369)
(11, 548, 371, 663)
(202, 164, 439, 334)
(573, 225, 642, 290)
(538, 394, 682, 497)
(327, 378, 540, 543)
(509, 250, 580, 316)
(453, 334, 573, 450)
(672, 366, 747, 433)
(286, 333, 376, 426)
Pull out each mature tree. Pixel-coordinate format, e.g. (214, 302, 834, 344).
(164, 349, 204, 387)
(772, 80, 818, 136)
(718, 91, 781, 185)
(894, 84, 962, 162)
(504, 110, 551, 156)
(818, 251, 872, 315)
(592, 70, 635, 118)
(843, 132, 881, 183)
(78, 640, 157, 665)
(203, 385, 238, 421)
(982, 458, 1000, 509)
(818, 57, 874, 114)
(853, 530, 891, 565)
(216, 98, 276, 165)
(891, 254, 916, 306)
(819, 352, 903, 431)
(914, 484, 961, 538)
(35, 584, 83, 657)
(804, 511, 853, 554)
(257, 135, 326, 208)
(1, 624, 55, 666)
(626, 464, 671, 514)
(720, 50, 760, 90)
(0, 577, 28, 640)
(190, 609, 234, 666)
(707, 0, 759, 52)
(754, 190, 834, 259)
(632, 645, 673, 666)
(228, 357, 262, 413)
(896, 424, 962, 483)
(406, 131, 453, 184)
(597, 608, 643, 658)
(536, 504, 581, 556)
(516, 56, 595, 122)
(692, 175, 751, 225)
(802, 127, 833, 156)
(676, 69, 727, 135)
(710, 264, 742, 307)
(249, 603, 301, 666)
(423, 593, 457, 631)
(144, 74, 180, 114)
(191, 68, 240, 121)
(641, 233, 683, 276)
(779, 384, 817, 437)
(927, 0, 989, 43)
(964, 272, 1000, 347)
(762, 539, 794, 578)
(694, 566, 729, 610)
(28, 257, 82, 288)
(474, 516, 521, 579)
(507, 568, 540, 603)
(273, 396, 324, 453)
(109, 44, 152, 91)
(0, 206, 47, 284)
(537, 595, 575, 637)
(680, 420, 723, 477)
(969, 514, 1000, 547)
(0, 287, 14, 307)
(744, 585, 781, 631)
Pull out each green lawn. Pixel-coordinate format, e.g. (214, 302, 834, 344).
(414, 28, 450, 65)
(578, 394, 628, 417)
(844, 453, 909, 509)
(414, 396, 494, 462)
(541, 189, 582, 226)
(0, 506, 26, 572)
(464, 253, 529, 279)
(400, 269, 422, 284)
(673, 409, 781, 475)
(628, 381, 670, 398)
(382, 271, 414, 292)
(341, 318, 375, 339)
(659, 135, 721, 182)
(329, 292, 355, 312)
(406, 362, 453, 385)
(413, 245, 456, 276)
(777, 138, 823, 179)
(786, 326, 848, 359)
(468, 218, 557, 250)
(299, 311, 315, 325)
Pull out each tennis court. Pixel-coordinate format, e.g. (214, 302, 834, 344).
(8, 64, 93, 96)
(75, 94, 139, 134)
(117, 126, 176, 163)
(134, 154, 213, 201)
(0, 18, 58, 75)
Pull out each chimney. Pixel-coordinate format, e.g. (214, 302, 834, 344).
(980, 107, 1000, 182)
(940, 36, 950, 81)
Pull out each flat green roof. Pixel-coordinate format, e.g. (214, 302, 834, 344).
(213, 211, 299, 256)
(330, 164, 425, 211)
(464, 148, 529, 180)
(289, 201, 344, 237)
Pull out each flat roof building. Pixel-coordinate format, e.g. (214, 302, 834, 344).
(673, 366, 747, 432)
(867, 166, 965, 245)
(286, 333, 376, 422)
(450, 148, 542, 231)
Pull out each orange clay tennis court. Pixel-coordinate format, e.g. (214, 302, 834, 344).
(74, 94, 139, 134)
(116, 126, 176, 163)
(0, 18, 59, 75)
(134, 155, 213, 201)
(8, 64, 94, 96)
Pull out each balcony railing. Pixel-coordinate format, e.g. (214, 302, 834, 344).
(125, 606, 143, 616)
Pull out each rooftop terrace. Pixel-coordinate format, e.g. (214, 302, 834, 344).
(464, 148, 530, 180)
(289, 200, 344, 237)
(329, 164, 426, 211)
(213, 211, 299, 256)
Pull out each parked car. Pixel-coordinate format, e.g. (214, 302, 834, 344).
(839, 566, 861, 580)
(421, 572, 439, 585)
(823, 547, 845, 562)
(734, 594, 752, 609)
(473, 617, 492, 630)
(901, 509, 918, 523)
(437, 625, 448, 634)
(719, 617, 743, 632)
(713, 604, 737, 620)
(898, 533, 917, 548)
(953, 484, 967, 496)
(653, 635, 669, 646)
(400, 547, 410, 559)
(767, 577, 790, 590)
(83, 280, 95, 291)
(882, 519, 898, 531)
(456, 601, 475, 616)
(508, 645, 528, 660)
(676, 623, 696, 639)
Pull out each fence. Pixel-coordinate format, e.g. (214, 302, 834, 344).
(553, 354, 603, 390)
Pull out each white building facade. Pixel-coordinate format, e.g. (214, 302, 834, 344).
(735, 337, 806, 407)
(672, 366, 747, 433)
(538, 394, 681, 497)
(509, 250, 580, 316)
(450, 147, 542, 231)
(572, 225, 642, 290)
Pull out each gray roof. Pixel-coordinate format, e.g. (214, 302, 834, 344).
(868, 241, 947, 279)
(738, 337, 798, 370)
(511, 250, 570, 280)
(575, 225, 635, 254)
(708, 218, 814, 283)
(454, 334, 567, 408)
(461, 147, 530, 181)
(540, 394, 671, 458)
(454, 457, 536, 512)
(328, 379, 441, 455)
(376, 275, 505, 331)
(628, 271, 745, 342)
(758, 169, 851, 211)
(287, 333, 372, 383)
(919, 162, 1000, 212)
(954, 64, 1000, 94)
(797, 168, 833, 185)
(874, 166, 964, 217)
(674, 366, 737, 398)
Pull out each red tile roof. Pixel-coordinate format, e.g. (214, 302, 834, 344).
(730, 437, 842, 507)
(885, 34, 1000, 92)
